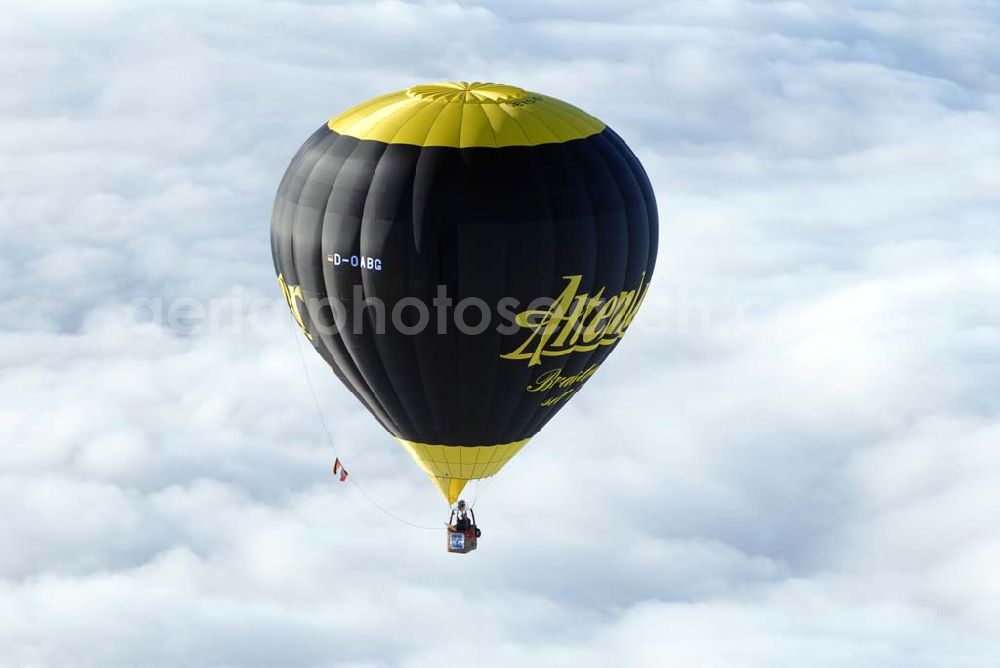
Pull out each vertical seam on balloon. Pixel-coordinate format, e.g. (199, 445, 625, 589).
(417, 101, 454, 147)
(404, 146, 456, 443)
(597, 128, 636, 367)
(344, 98, 411, 140)
(607, 128, 655, 350)
(607, 126, 655, 301)
(522, 136, 600, 438)
(331, 91, 403, 132)
(287, 133, 334, 297)
(474, 102, 499, 148)
(458, 98, 469, 148)
(470, 442, 482, 479)
(383, 101, 434, 145)
(494, 103, 532, 145)
(279, 131, 329, 308)
(524, 109, 561, 145)
(358, 144, 436, 442)
(555, 130, 632, 405)
(503, 140, 559, 439)
(391, 145, 447, 443)
(543, 100, 596, 138)
(543, 103, 581, 144)
(324, 138, 414, 435)
(317, 134, 402, 433)
(286, 131, 399, 429)
(478, 212, 509, 441)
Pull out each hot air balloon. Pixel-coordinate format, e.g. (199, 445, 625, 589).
(271, 82, 657, 505)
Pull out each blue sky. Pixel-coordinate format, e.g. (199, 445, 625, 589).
(1, 1, 998, 666)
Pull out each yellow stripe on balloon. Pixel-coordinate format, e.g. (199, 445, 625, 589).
(394, 436, 532, 503)
(328, 82, 605, 148)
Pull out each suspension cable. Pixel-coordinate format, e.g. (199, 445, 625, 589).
(286, 314, 440, 530)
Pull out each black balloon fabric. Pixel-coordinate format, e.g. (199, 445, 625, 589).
(271, 82, 657, 502)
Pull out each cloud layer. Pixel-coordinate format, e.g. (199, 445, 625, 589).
(1, 1, 998, 666)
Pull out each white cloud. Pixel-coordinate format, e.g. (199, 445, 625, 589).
(0, 0, 998, 666)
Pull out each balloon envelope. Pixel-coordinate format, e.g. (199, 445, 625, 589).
(271, 82, 657, 503)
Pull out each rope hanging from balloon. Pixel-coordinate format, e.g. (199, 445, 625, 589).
(286, 314, 441, 531)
